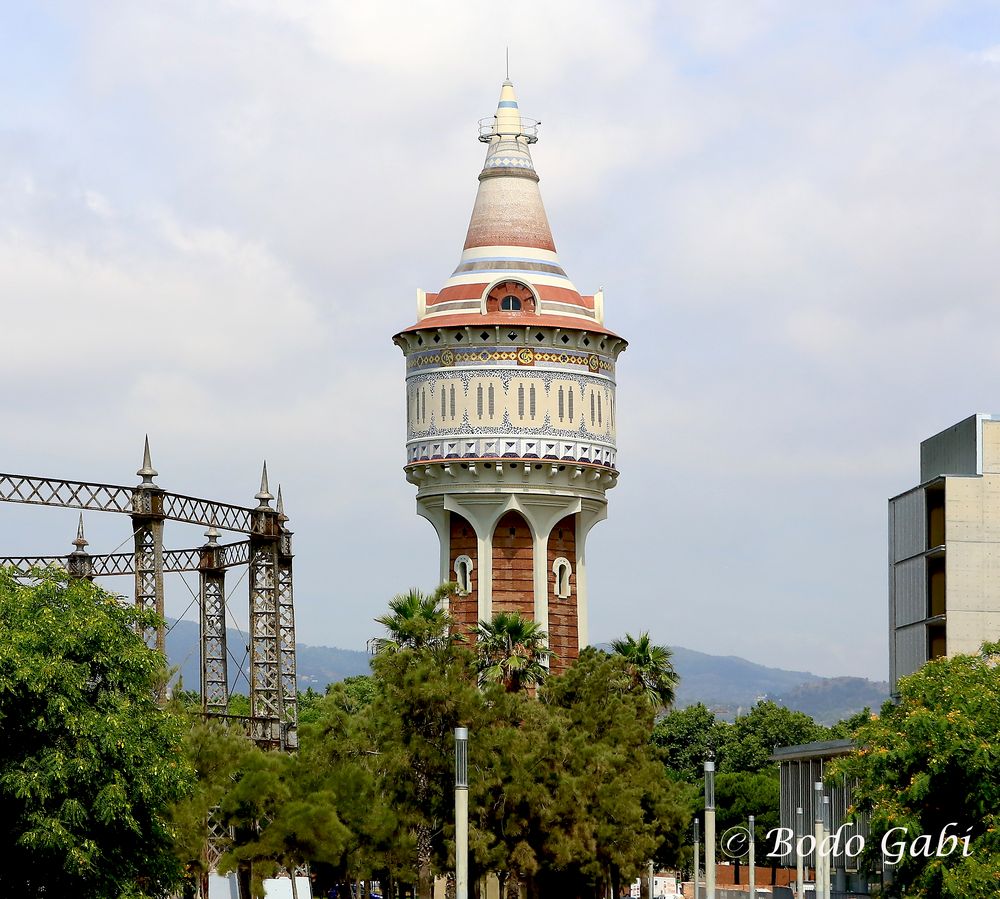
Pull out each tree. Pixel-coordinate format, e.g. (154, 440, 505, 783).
(369, 637, 483, 899)
(373, 584, 456, 654)
(218, 749, 351, 899)
(170, 718, 257, 895)
(610, 632, 679, 710)
(535, 648, 693, 898)
(719, 700, 826, 773)
(473, 610, 551, 692)
(0, 568, 194, 898)
(832, 643, 1000, 898)
(652, 703, 729, 783)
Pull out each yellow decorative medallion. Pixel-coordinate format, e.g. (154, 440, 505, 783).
(588, 354, 600, 372)
(516, 347, 535, 366)
(440, 348, 455, 367)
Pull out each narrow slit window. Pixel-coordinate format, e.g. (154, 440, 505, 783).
(449, 384, 456, 419)
(518, 384, 525, 419)
(568, 388, 574, 422)
(476, 384, 483, 419)
(529, 385, 536, 419)
(558, 386, 565, 421)
(488, 384, 495, 418)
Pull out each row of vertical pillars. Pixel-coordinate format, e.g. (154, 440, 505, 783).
(448, 510, 578, 672)
(68, 478, 298, 750)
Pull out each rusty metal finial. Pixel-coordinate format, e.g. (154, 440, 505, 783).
(204, 524, 220, 546)
(255, 461, 273, 509)
(137, 435, 158, 487)
(276, 485, 286, 520)
(72, 513, 88, 551)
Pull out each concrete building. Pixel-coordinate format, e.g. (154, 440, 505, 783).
(392, 80, 627, 670)
(889, 413, 1000, 686)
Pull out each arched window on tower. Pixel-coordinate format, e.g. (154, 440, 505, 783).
(485, 280, 536, 314)
(454, 555, 474, 596)
(552, 557, 572, 599)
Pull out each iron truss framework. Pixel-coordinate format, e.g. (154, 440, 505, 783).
(0, 440, 297, 752)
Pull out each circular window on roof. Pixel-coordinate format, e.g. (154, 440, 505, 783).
(486, 280, 535, 314)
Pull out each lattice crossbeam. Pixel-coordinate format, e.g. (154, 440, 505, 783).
(0, 473, 254, 533)
(0, 541, 252, 577)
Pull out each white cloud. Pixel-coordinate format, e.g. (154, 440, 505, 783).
(4, 2, 1000, 678)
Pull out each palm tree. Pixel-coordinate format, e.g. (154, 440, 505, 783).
(473, 611, 552, 692)
(373, 583, 456, 653)
(610, 632, 678, 709)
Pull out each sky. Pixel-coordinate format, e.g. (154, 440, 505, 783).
(4, 1, 1000, 681)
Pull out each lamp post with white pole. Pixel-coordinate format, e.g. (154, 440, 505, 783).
(795, 806, 804, 899)
(455, 727, 469, 899)
(748, 815, 755, 899)
(705, 758, 716, 899)
(813, 782, 825, 899)
(694, 818, 700, 899)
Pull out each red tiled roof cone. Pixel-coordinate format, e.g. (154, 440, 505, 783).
(393, 80, 627, 671)
(398, 79, 620, 336)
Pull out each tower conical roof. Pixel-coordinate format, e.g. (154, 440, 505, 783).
(400, 80, 616, 337)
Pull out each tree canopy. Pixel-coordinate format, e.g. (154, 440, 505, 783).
(0, 569, 193, 898)
(832, 643, 1000, 899)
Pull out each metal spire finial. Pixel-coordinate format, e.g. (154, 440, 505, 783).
(72, 513, 88, 551)
(204, 524, 220, 546)
(276, 484, 286, 518)
(255, 461, 273, 508)
(137, 435, 158, 487)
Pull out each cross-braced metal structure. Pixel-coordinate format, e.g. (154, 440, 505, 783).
(0, 438, 298, 751)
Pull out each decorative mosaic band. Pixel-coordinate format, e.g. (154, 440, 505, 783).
(407, 346, 614, 374)
(405, 436, 617, 469)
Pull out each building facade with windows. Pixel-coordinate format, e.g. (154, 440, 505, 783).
(889, 413, 1000, 686)
(392, 80, 627, 671)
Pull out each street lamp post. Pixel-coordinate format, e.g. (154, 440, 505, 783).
(455, 727, 469, 899)
(748, 815, 755, 899)
(823, 796, 832, 899)
(705, 759, 715, 899)
(694, 818, 700, 899)
(795, 806, 804, 899)
(814, 782, 825, 899)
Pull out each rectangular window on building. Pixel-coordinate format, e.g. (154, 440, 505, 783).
(926, 486, 945, 548)
(928, 623, 947, 660)
(927, 555, 946, 618)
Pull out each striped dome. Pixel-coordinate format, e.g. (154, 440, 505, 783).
(400, 80, 614, 337)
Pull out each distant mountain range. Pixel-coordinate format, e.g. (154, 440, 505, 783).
(165, 620, 888, 725)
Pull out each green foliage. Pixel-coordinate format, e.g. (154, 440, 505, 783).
(472, 610, 551, 692)
(218, 749, 350, 899)
(0, 569, 194, 898)
(372, 584, 457, 654)
(652, 703, 729, 783)
(368, 636, 484, 898)
(715, 771, 780, 850)
(610, 631, 679, 709)
(720, 700, 826, 773)
(832, 643, 1000, 898)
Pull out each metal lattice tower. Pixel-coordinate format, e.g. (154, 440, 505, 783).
(0, 438, 298, 751)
